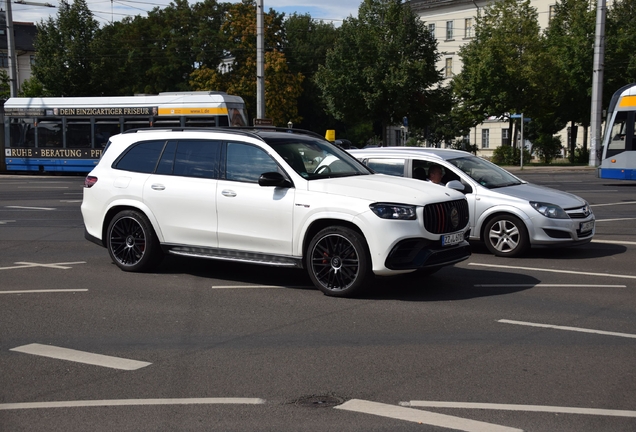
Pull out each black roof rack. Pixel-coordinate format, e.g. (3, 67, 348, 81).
(121, 126, 325, 141)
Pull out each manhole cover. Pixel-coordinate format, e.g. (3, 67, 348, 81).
(294, 395, 344, 408)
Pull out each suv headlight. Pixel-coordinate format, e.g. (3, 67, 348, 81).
(530, 202, 569, 219)
(370, 203, 417, 220)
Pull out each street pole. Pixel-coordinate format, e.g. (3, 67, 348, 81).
(520, 113, 524, 169)
(256, 0, 265, 120)
(6, 0, 19, 97)
(589, 0, 606, 167)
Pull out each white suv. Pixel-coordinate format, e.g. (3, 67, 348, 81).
(81, 128, 471, 297)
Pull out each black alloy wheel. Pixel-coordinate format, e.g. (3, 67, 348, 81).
(306, 226, 371, 297)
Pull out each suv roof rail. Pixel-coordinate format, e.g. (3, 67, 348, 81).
(220, 126, 325, 140)
(121, 126, 326, 141)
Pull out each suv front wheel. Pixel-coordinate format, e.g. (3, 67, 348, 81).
(306, 226, 372, 297)
(107, 210, 163, 271)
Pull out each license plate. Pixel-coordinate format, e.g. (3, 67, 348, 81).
(442, 231, 464, 246)
(580, 220, 594, 233)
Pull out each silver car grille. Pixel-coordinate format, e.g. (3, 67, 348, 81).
(566, 205, 592, 219)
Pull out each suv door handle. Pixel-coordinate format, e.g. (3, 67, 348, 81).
(151, 184, 165, 191)
(221, 189, 237, 197)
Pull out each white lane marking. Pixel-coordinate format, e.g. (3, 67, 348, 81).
(595, 218, 636, 222)
(17, 187, 69, 189)
(0, 289, 88, 294)
(569, 190, 617, 192)
(10, 343, 152, 370)
(498, 319, 636, 339)
(468, 263, 636, 280)
(590, 201, 636, 207)
(474, 284, 625, 288)
(592, 239, 636, 245)
(402, 401, 636, 418)
(211, 285, 313, 289)
(335, 399, 521, 432)
(212, 285, 285, 289)
(0, 261, 86, 270)
(0, 220, 16, 224)
(0, 398, 265, 411)
(60, 200, 82, 203)
(5, 206, 56, 210)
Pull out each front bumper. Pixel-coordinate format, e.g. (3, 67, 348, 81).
(385, 237, 471, 270)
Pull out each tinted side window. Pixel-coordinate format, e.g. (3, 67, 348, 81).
(366, 158, 406, 176)
(226, 142, 278, 183)
(155, 141, 177, 175)
(173, 140, 221, 178)
(114, 140, 166, 173)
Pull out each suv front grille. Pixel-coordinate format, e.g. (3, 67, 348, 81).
(423, 199, 470, 234)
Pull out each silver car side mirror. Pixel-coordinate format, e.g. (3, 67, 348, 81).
(446, 180, 465, 192)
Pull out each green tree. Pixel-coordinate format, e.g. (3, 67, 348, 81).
(0, 70, 10, 99)
(544, 0, 595, 159)
(190, 0, 303, 125)
(605, 0, 636, 100)
(17, 76, 49, 97)
(283, 14, 339, 133)
(32, 0, 99, 96)
(315, 0, 441, 144)
(453, 0, 546, 145)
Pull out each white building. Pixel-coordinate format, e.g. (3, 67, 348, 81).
(404, 0, 605, 158)
(0, 12, 36, 94)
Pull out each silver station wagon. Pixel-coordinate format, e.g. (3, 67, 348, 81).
(349, 147, 595, 257)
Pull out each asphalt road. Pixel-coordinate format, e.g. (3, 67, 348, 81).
(1, 168, 635, 432)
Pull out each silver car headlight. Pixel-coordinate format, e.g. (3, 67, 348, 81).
(370, 203, 417, 220)
(530, 201, 569, 219)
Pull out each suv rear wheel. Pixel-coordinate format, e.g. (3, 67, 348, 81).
(306, 226, 372, 297)
(107, 210, 163, 271)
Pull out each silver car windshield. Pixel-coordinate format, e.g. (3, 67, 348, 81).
(448, 156, 523, 189)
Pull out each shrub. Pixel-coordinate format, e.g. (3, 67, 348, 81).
(491, 146, 532, 165)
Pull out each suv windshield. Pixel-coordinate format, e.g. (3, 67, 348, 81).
(448, 156, 523, 189)
(263, 135, 370, 179)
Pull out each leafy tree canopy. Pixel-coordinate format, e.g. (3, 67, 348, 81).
(32, 0, 100, 96)
(315, 0, 441, 141)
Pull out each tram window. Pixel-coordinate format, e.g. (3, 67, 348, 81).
(124, 120, 151, 131)
(9, 118, 36, 147)
(66, 121, 91, 148)
(228, 107, 246, 126)
(95, 121, 121, 149)
(607, 111, 635, 157)
(37, 120, 63, 148)
(185, 118, 217, 128)
(153, 119, 181, 128)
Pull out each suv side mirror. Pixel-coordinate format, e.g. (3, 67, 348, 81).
(258, 172, 292, 188)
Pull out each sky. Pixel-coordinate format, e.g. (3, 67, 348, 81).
(8, 0, 362, 27)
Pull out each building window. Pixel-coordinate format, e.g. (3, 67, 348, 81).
(463, 134, 470, 146)
(502, 129, 510, 146)
(482, 129, 490, 149)
(446, 21, 453, 40)
(445, 58, 453, 78)
(428, 23, 435, 37)
(0, 53, 8, 68)
(465, 18, 473, 38)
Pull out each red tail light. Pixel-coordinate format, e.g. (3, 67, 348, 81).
(84, 176, 98, 188)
